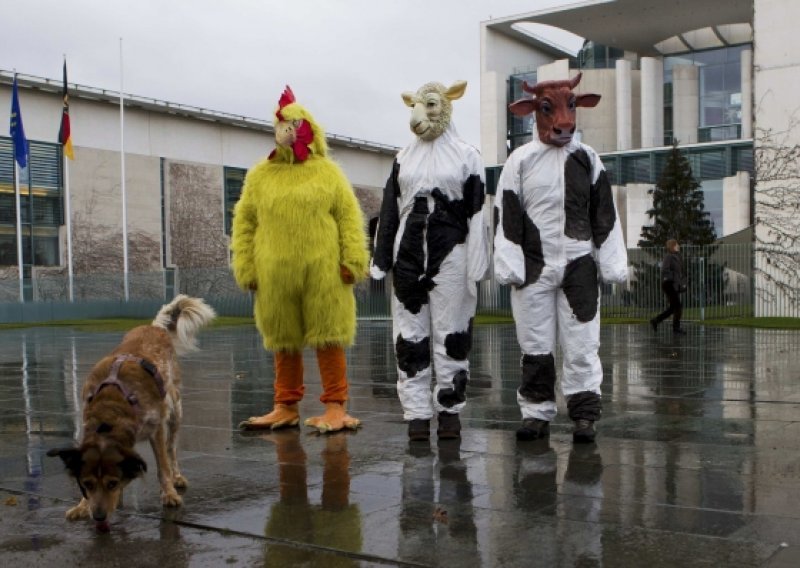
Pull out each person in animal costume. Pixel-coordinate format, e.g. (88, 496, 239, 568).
(233, 86, 369, 433)
(494, 73, 628, 443)
(371, 80, 489, 441)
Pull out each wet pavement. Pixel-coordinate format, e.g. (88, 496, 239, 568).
(1, 321, 800, 567)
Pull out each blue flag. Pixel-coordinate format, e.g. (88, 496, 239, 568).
(9, 74, 28, 169)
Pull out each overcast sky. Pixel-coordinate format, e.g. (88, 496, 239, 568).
(2, 0, 577, 150)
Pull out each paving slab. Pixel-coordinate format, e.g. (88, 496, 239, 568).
(1, 322, 799, 566)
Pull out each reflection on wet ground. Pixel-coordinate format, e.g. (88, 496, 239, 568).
(1, 322, 800, 566)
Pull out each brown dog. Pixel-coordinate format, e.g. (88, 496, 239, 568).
(48, 295, 215, 530)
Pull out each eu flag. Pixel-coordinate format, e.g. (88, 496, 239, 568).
(9, 74, 28, 168)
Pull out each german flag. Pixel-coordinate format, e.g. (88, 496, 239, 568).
(58, 60, 74, 160)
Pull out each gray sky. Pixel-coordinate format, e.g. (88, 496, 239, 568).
(2, 0, 575, 149)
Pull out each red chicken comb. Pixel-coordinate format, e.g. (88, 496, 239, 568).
(278, 85, 295, 109)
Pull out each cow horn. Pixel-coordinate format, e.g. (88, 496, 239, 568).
(522, 81, 537, 94)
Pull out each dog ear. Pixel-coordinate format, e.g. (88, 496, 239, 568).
(47, 447, 83, 478)
(120, 451, 147, 480)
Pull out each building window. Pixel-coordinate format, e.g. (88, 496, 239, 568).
(0, 137, 62, 267)
(621, 154, 652, 184)
(603, 142, 752, 186)
(700, 178, 723, 237)
(690, 148, 726, 179)
(578, 41, 626, 70)
(663, 81, 674, 145)
(484, 166, 502, 196)
(507, 71, 537, 153)
(732, 145, 753, 173)
(224, 166, 246, 235)
(664, 44, 749, 144)
(601, 156, 619, 185)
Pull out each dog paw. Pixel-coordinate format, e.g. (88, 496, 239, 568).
(66, 504, 90, 520)
(161, 491, 183, 507)
(173, 475, 188, 489)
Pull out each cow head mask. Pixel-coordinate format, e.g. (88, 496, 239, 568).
(508, 73, 601, 147)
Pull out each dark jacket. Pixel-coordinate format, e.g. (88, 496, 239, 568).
(661, 252, 686, 291)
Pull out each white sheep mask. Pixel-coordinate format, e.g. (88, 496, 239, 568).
(401, 81, 467, 141)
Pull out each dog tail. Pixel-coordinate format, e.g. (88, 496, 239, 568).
(152, 295, 216, 356)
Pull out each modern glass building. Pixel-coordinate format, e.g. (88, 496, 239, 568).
(483, 7, 754, 244)
(506, 41, 750, 152)
(480, 0, 800, 316)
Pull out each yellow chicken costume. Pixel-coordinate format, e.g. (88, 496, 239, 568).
(232, 86, 369, 433)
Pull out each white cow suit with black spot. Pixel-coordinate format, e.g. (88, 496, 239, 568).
(371, 123, 489, 420)
(494, 136, 628, 423)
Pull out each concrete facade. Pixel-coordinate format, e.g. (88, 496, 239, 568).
(577, 67, 636, 154)
(66, 147, 162, 272)
(672, 64, 700, 146)
(0, 75, 396, 179)
(615, 59, 633, 151)
(752, 0, 800, 316)
(0, 72, 397, 297)
(723, 172, 751, 236)
(640, 57, 664, 149)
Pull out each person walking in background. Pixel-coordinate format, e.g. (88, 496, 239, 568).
(650, 239, 686, 335)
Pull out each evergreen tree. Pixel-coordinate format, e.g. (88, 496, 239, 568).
(631, 143, 727, 312)
(638, 142, 716, 247)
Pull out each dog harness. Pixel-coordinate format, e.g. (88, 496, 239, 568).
(87, 354, 166, 406)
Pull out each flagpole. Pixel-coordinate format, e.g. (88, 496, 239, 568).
(60, 56, 74, 301)
(64, 153, 74, 301)
(11, 71, 25, 303)
(13, 161, 24, 303)
(120, 37, 129, 301)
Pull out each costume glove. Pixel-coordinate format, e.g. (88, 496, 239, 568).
(340, 265, 355, 284)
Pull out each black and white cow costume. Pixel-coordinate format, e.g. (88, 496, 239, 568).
(494, 73, 628, 443)
(371, 80, 489, 440)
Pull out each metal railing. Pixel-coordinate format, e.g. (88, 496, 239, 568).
(474, 244, 754, 320)
(603, 243, 753, 321)
(0, 243, 785, 324)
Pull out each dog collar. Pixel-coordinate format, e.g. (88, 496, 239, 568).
(87, 354, 166, 406)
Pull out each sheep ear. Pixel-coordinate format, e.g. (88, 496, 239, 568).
(444, 80, 467, 101)
(509, 98, 538, 117)
(576, 93, 601, 108)
(401, 92, 416, 107)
